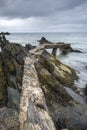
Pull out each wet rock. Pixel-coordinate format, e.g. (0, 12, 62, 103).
(1, 42, 28, 90)
(60, 46, 82, 55)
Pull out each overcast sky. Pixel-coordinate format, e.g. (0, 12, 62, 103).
(0, 0, 87, 32)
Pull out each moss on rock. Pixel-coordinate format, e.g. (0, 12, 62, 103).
(39, 50, 78, 88)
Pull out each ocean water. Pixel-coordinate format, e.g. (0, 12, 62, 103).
(6, 32, 87, 92)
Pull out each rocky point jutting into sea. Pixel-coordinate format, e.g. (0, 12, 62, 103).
(0, 33, 87, 130)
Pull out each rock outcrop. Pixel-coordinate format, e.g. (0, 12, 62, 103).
(19, 47, 87, 130)
(38, 37, 82, 54)
(0, 32, 10, 35)
(0, 34, 87, 130)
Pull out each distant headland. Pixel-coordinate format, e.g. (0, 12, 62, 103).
(0, 32, 10, 35)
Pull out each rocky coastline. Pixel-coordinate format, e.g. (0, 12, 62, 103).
(0, 34, 87, 130)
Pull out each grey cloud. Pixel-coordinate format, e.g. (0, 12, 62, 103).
(0, 0, 87, 18)
(0, 0, 87, 32)
(0, 0, 7, 7)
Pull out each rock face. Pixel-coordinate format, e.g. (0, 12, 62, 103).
(0, 42, 28, 109)
(0, 53, 7, 107)
(0, 35, 87, 130)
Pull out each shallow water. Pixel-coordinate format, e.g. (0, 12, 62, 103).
(6, 32, 87, 91)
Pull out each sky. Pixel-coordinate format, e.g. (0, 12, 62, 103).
(0, 0, 87, 32)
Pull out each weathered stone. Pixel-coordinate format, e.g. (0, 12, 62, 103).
(19, 56, 56, 130)
(0, 107, 19, 130)
(0, 53, 7, 107)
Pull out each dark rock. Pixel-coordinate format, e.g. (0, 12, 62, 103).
(0, 32, 10, 35)
(60, 46, 82, 55)
(38, 37, 52, 44)
(72, 49, 82, 53)
(85, 84, 87, 96)
(0, 34, 9, 49)
(25, 43, 36, 50)
(0, 53, 7, 107)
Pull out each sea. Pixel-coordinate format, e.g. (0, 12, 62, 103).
(6, 32, 87, 93)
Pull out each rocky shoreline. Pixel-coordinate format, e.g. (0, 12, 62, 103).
(0, 34, 87, 130)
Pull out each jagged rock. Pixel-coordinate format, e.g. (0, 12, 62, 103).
(60, 46, 82, 54)
(0, 40, 28, 109)
(25, 44, 36, 50)
(0, 32, 10, 35)
(0, 35, 86, 130)
(38, 37, 82, 54)
(38, 37, 52, 44)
